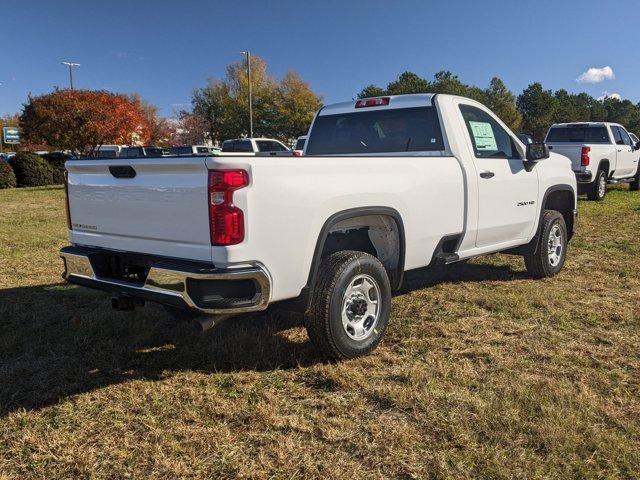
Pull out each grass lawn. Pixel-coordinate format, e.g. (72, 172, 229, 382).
(0, 185, 639, 479)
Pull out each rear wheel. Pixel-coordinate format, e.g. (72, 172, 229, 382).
(587, 169, 607, 201)
(305, 250, 391, 360)
(523, 210, 568, 278)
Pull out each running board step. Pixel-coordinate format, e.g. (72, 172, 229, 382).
(434, 252, 460, 265)
(608, 178, 634, 184)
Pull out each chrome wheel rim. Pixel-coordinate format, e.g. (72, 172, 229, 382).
(598, 175, 606, 198)
(547, 224, 564, 267)
(341, 274, 381, 341)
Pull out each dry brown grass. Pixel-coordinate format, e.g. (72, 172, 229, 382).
(0, 185, 639, 479)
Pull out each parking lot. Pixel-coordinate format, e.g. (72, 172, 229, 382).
(1, 185, 638, 478)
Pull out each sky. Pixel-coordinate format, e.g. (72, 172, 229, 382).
(1, 0, 639, 117)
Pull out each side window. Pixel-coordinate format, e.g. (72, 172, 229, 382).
(257, 141, 287, 152)
(256, 140, 271, 152)
(236, 140, 253, 152)
(196, 147, 208, 153)
(221, 140, 235, 152)
(459, 104, 521, 159)
(618, 127, 632, 146)
(611, 127, 624, 145)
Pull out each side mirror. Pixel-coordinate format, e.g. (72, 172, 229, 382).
(526, 142, 550, 162)
(635, 141, 640, 150)
(516, 133, 533, 145)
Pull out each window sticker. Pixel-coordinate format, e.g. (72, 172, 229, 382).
(469, 121, 497, 151)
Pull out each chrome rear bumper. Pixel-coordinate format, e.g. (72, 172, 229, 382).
(60, 246, 270, 315)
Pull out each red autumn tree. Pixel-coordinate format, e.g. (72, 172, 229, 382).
(128, 93, 173, 146)
(20, 89, 151, 156)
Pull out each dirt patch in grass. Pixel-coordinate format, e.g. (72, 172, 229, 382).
(0, 186, 639, 479)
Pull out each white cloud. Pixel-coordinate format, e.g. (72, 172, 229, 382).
(577, 66, 615, 83)
(597, 92, 622, 101)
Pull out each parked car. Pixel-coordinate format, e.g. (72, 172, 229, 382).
(545, 122, 640, 199)
(60, 93, 576, 360)
(221, 138, 290, 155)
(170, 145, 220, 156)
(119, 146, 164, 158)
(293, 135, 307, 156)
(94, 145, 124, 158)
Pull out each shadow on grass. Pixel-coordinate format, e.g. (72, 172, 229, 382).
(0, 261, 523, 415)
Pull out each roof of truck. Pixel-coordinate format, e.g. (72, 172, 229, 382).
(550, 122, 621, 127)
(319, 94, 436, 116)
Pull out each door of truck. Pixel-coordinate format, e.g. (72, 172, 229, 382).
(611, 126, 638, 177)
(456, 102, 539, 248)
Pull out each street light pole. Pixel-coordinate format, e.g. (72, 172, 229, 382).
(61, 62, 80, 90)
(240, 51, 253, 138)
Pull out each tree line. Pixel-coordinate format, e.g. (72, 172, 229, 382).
(11, 57, 640, 155)
(359, 71, 640, 140)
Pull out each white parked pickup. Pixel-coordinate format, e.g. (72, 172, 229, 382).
(545, 122, 640, 200)
(61, 94, 577, 359)
(220, 137, 290, 155)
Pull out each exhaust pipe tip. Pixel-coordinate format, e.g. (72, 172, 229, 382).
(192, 315, 230, 332)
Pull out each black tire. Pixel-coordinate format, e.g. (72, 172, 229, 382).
(523, 210, 568, 279)
(630, 167, 639, 191)
(305, 250, 391, 360)
(586, 169, 607, 201)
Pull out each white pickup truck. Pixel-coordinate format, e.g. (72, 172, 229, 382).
(220, 137, 290, 155)
(545, 122, 640, 200)
(61, 94, 577, 359)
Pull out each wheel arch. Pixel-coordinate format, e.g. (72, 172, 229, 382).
(598, 158, 611, 176)
(306, 207, 406, 293)
(541, 184, 576, 239)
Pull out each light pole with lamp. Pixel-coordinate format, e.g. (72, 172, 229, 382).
(61, 62, 80, 90)
(240, 51, 253, 138)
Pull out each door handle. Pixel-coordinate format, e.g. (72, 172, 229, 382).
(617, 149, 622, 152)
(480, 171, 495, 179)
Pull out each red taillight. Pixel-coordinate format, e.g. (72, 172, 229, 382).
(64, 170, 71, 229)
(581, 146, 590, 166)
(355, 97, 390, 108)
(208, 169, 248, 246)
(293, 150, 301, 157)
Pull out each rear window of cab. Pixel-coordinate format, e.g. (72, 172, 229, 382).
(305, 106, 444, 155)
(546, 126, 611, 144)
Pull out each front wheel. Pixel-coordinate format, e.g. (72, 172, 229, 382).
(587, 169, 607, 201)
(630, 167, 639, 191)
(523, 210, 568, 278)
(305, 250, 391, 360)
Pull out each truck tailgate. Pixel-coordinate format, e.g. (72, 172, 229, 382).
(547, 144, 583, 170)
(66, 157, 212, 262)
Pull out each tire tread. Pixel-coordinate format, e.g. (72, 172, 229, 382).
(524, 210, 567, 279)
(305, 250, 386, 360)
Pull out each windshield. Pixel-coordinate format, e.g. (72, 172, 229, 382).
(305, 106, 444, 155)
(546, 126, 610, 144)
